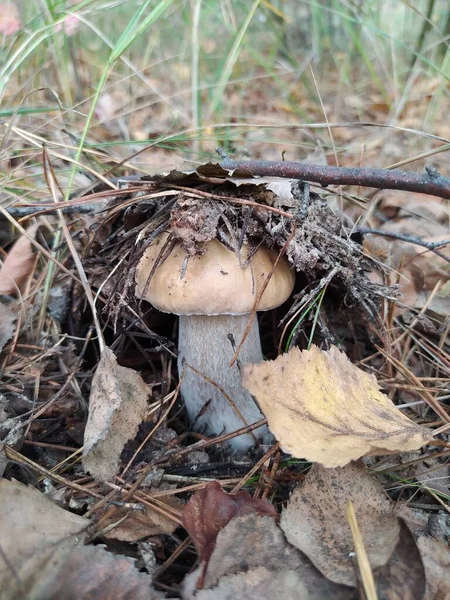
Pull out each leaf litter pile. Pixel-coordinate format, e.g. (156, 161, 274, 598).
(1, 162, 449, 599)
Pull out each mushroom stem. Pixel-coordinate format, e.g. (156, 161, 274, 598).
(178, 314, 268, 452)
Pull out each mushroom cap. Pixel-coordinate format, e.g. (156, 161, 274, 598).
(135, 233, 295, 315)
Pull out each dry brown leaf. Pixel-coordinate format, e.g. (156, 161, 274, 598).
(182, 481, 277, 579)
(182, 512, 352, 600)
(0, 478, 87, 598)
(0, 302, 17, 353)
(0, 223, 39, 295)
(103, 496, 183, 542)
(374, 520, 426, 600)
(187, 567, 345, 600)
(0, 479, 160, 600)
(31, 544, 162, 600)
(242, 345, 431, 467)
(280, 462, 400, 587)
(82, 347, 150, 481)
(364, 218, 450, 318)
(379, 191, 449, 224)
(417, 537, 450, 600)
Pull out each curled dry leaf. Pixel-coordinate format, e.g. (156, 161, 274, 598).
(242, 345, 432, 467)
(182, 481, 277, 577)
(182, 512, 352, 600)
(0, 223, 39, 295)
(280, 462, 400, 587)
(82, 347, 150, 482)
(417, 536, 450, 600)
(0, 479, 160, 600)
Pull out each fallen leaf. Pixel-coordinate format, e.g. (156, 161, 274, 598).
(379, 191, 449, 225)
(374, 519, 426, 600)
(0, 478, 87, 597)
(280, 462, 400, 587)
(0, 302, 17, 353)
(0, 479, 162, 600)
(82, 347, 150, 481)
(417, 536, 450, 600)
(364, 219, 450, 319)
(242, 345, 432, 467)
(32, 545, 162, 600)
(103, 496, 183, 542)
(182, 512, 352, 600)
(187, 566, 348, 600)
(182, 481, 277, 576)
(0, 223, 39, 295)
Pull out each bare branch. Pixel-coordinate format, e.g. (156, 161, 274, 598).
(219, 158, 450, 200)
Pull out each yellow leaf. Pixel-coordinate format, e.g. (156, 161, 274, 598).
(242, 345, 432, 467)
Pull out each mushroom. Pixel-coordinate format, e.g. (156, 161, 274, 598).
(135, 232, 295, 452)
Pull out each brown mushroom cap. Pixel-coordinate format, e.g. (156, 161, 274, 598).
(135, 232, 295, 316)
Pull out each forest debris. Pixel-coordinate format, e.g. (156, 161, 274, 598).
(32, 545, 162, 600)
(182, 481, 277, 581)
(413, 458, 450, 496)
(0, 302, 16, 352)
(0, 479, 161, 600)
(103, 496, 183, 542)
(219, 157, 450, 201)
(242, 345, 432, 467)
(374, 520, 426, 600)
(0, 392, 26, 477)
(82, 347, 150, 482)
(363, 214, 450, 319)
(379, 191, 449, 224)
(280, 462, 400, 587)
(90, 166, 391, 328)
(182, 512, 352, 600)
(417, 536, 450, 600)
(0, 223, 39, 295)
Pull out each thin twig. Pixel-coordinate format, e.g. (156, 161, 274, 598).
(219, 158, 450, 200)
(358, 227, 450, 264)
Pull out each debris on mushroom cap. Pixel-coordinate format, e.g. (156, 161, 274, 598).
(135, 233, 295, 316)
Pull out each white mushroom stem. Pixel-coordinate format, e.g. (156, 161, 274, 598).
(177, 314, 268, 452)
